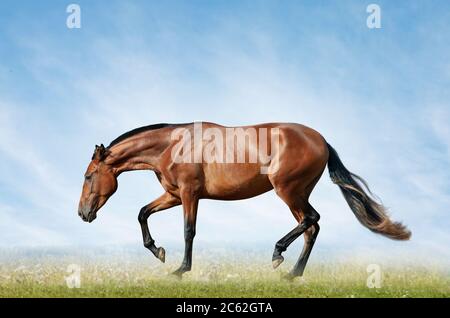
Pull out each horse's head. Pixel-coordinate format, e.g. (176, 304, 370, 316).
(78, 144, 118, 223)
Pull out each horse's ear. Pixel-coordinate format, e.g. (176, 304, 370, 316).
(92, 144, 110, 161)
(99, 144, 110, 161)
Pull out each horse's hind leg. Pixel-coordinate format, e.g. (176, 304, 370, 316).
(272, 192, 320, 269)
(290, 217, 320, 278)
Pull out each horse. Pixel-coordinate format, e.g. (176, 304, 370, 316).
(78, 122, 411, 279)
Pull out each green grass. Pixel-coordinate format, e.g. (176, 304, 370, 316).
(0, 260, 448, 297)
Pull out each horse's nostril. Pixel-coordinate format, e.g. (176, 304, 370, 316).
(78, 209, 88, 221)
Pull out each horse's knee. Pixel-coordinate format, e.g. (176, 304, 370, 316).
(138, 207, 148, 223)
(304, 208, 320, 225)
(310, 213, 320, 224)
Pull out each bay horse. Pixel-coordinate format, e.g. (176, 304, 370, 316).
(78, 122, 410, 279)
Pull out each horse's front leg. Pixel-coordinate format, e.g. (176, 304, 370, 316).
(139, 192, 181, 262)
(172, 190, 199, 278)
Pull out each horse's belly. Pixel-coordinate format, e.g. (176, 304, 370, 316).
(202, 163, 273, 200)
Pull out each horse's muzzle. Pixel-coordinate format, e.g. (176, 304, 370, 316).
(78, 206, 97, 223)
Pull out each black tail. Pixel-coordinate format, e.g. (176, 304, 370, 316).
(327, 143, 411, 240)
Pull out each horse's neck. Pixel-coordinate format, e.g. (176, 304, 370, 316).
(106, 132, 171, 175)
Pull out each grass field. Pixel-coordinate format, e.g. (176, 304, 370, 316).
(0, 253, 448, 298)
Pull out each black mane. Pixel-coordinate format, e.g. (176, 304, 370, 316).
(107, 123, 190, 148)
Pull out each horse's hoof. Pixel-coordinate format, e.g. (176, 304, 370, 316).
(171, 269, 184, 279)
(272, 256, 284, 269)
(282, 272, 296, 281)
(157, 247, 165, 263)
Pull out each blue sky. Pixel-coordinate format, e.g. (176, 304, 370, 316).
(0, 1, 449, 264)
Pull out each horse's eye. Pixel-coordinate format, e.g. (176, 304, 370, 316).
(85, 175, 92, 181)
